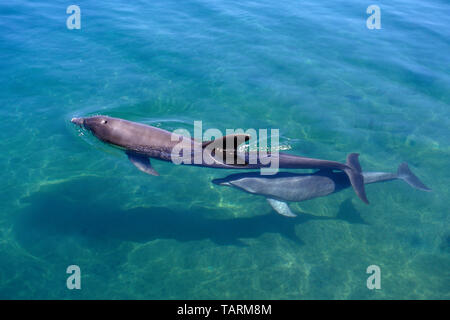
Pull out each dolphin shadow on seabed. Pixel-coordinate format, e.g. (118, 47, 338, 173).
(12, 177, 361, 250)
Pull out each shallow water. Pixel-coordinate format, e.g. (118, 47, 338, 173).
(0, 0, 449, 299)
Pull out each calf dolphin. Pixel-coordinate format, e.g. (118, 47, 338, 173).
(71, 115, 368, 203)
(212, 163, 431, 217)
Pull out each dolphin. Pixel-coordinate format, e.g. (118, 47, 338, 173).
(71, 115, 369, 203)
(212, 163, 431, 217)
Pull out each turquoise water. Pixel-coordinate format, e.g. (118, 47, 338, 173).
(1, 0, 449, 299)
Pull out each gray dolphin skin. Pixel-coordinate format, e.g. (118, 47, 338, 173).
(71, 115, 369, 203)
(212, 163, 431, 217)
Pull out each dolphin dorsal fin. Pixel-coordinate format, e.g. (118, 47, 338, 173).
(202, 134, 251, 166)
(202, 134, 251, 149)
(266, 198, 297, 217)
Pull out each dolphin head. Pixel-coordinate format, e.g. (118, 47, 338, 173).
(71, 115, 126, 146)
(212, 172, 272, 187)
(211, 177, 232, 186)
(71, 117, 85, 126)
(72, 115, 111, 135)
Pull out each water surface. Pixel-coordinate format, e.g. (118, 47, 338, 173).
(0, 0, 449, 299)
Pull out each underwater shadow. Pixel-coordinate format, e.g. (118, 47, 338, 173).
(14, 176, 332, 248)
(335, 199, 369, 225)
(14, 177, 369, 251)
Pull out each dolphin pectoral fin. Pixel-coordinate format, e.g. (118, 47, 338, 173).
(266, 198, 297, 217)
(126, 152, 159, 176)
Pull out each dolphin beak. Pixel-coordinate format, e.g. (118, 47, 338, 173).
(71, 117, 84, 127)
(212, 178, 231, 186)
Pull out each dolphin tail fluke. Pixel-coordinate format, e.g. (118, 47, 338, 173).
(397, 162, 431, 191)
(344, 153, 369, 204)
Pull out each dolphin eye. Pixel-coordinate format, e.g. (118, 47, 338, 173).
(102, 120, 108, 124)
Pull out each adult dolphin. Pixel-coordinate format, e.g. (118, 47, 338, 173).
(71, 115, 369, 203)
(212, 163, 431, 217)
